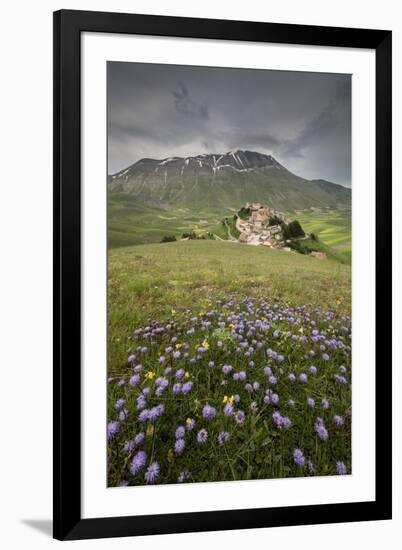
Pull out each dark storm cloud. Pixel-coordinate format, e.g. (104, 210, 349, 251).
(172, 83, 209, 120)
(284, 80, 351, 160)
(108, 62, 351, 186)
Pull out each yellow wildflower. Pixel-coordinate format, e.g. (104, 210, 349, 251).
(202, 340, 209, 350)
(145, 371, 156, 380)
(223, 395, 234, 405)
(175, 343, 182, 349)
(184, 372, 190, 379)
(171, 309, 176, 315)
(167, 448, 174, 463)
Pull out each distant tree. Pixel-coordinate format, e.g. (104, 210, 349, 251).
(160, 235, 177, 243)
(238, 207, 251, 220)
(268, 215, 283, 226)
(310, 232, 318, 241)
(284, 220, 305, 239)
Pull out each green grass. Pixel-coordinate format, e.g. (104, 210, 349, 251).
(108, 193, 235, 247)
(294, 208, 351, 260)
(108, 240, 350, 375)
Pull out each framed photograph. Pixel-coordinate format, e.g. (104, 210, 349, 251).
(53, 9, 392, 540)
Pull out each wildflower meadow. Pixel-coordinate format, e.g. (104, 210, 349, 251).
(107, 242, 351, 487)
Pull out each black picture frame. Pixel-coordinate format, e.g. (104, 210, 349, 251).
(53, 9, 392, 541)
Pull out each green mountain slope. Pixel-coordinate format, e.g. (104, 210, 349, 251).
(108, 150, 351, 212)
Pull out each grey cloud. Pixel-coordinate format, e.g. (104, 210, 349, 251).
(172, 82, 209, 120)
(226, 131, 282, 151)
(284, 86, 350, 160)
(108, 62, 351, 186)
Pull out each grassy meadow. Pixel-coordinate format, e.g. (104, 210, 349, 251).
(108, 240, 351, 486)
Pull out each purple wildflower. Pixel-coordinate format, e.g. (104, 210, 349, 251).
(336, 461, 347, 475)
(271, 393, 280, 405)
(107, 421, 120, 441)
(174, 438, 186, 455)
(133, 432, 145, 446)
(202, 404, 216, 420)
(182, 381, 193, 394)
(115, 399, 126, 411)
(224, 403, 234, 417)
(130, 450, 147, 476)
(150, 404, 164, 421)
(175, 426, 185, 439)
(196, 428, 208, 444)
(222, 364, 233, 375)
(185, 418, 195, 431)
(217, 431, 230, 446)
(138, 409, 149, 423)
(315, 418, 329, 441)
(123, 440, 135, 453)
(282, 416, 292, 429)
(334, 374, 348, 385)
(178, 470, 190, 482)
(144, 461, 160, 483)
(235, 410, 245, 425)
(299, 373, 308, 383)
(333, 415, 344, 427)
(293, 449, 305, 467)
(129, 374, 140, 387)
(119, 408, 128, 421)
(175, 368, 185, 380)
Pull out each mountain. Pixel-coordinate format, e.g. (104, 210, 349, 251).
(108, 150, 351, 212)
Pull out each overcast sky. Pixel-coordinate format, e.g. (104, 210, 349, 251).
(108, 62, 351, 187)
